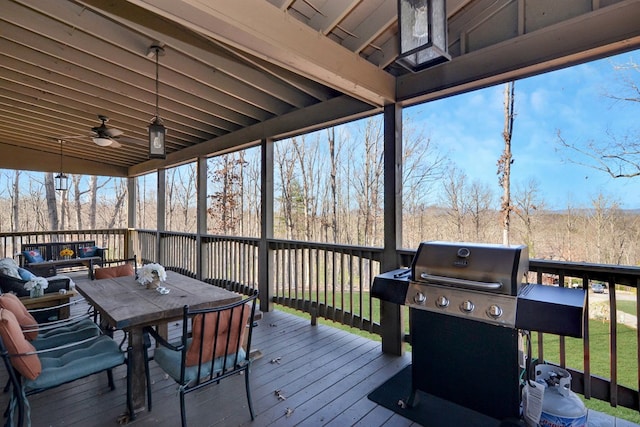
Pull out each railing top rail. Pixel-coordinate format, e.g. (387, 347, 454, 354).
(0, 229, 128, 238)
(268, 238, 384, 253)
(529, 258, 640, 276)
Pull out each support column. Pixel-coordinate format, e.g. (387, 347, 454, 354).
(259, 138, 274, 312)
(156, 168, 166, 264)
(196, 157, 208, 280)
(381, 103, 404, 355)
(126, 177, 136, 259)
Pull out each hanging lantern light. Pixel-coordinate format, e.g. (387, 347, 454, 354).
(54, 139, 69, 191)
(148, 45, 166, 159)
(396, 0, 451, 72)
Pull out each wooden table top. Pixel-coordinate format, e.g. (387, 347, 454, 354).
(75, 270, 241, 330)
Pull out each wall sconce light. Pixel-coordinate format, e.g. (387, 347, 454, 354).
(54, 139, 69, 191)
(148, 45, 166, 159)
(396, 0, 451, 72)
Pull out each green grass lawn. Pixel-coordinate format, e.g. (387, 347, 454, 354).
(617, 300, 637, 317)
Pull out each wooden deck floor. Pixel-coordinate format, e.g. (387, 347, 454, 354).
(0, 301, 415, 427)
(2, 287, 639, 426)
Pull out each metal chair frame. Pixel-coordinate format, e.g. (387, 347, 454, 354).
(143, 289, 259, 427)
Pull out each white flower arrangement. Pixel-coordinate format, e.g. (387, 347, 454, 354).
(24, 276, 48, 297)
(136, 263, 167, 286)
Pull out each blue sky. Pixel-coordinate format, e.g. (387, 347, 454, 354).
(409, 49, 640, 209)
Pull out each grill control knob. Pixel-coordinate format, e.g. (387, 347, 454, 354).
(487, 305, 503, 319)
(460, 300, 474, 313)
(436, 296, 449, 308)
(413, 292, 426, 305)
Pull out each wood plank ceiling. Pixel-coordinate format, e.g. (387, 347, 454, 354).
(1, 0, 639, 178)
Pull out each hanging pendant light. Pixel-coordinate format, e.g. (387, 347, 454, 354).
(396, 0, 451, 72)
(148, 45, 166, 159)
(54, 139, 69, 191)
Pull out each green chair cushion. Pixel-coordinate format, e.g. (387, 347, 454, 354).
(25, 335, 124, 391)
(154, 338, 246, 385)
(32, 319, 101, 353)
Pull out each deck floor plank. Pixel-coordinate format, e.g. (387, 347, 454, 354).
(1, 290, 636, 427)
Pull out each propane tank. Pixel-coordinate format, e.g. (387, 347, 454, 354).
(535, 364, 587, 427)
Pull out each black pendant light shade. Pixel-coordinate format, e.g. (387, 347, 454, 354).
(148, 45, 166, 159)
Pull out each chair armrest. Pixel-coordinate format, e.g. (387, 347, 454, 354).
(143, 326, 183, 352)
(23, 299, 94, 333)
(0, 274, 30, 297)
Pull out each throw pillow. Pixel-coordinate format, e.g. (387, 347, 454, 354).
(0, 258, 20, 279)
(0, 309, 41, 380)
(0, 293, 38, 340)
(94, 264, 134, 280)
(23, 249, 44, 264)
(18, 267, 36, 281)
(185, 304, 250, 366)
(79, 246, 98, 258)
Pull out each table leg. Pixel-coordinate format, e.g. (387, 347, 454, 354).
(128, 328, 147, 413)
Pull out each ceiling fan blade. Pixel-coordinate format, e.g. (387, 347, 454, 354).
(109, 140, 122, 149)
(118, 137, 146, 145)
(105, 128, 123, 137)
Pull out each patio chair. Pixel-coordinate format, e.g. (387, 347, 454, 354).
(0, 307, 134, 426)
(143, 289, 259, 427)
(0, 293, 100, 348)
(92, 255, 137, 280)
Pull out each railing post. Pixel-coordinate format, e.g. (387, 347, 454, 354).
(381, 103, 404, 356)
(156, 168, 166, 265)
(196, 157, 208, 281)
(259, 138, 274, 312)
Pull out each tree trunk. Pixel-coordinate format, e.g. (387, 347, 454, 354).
(499, 81, 515, 245)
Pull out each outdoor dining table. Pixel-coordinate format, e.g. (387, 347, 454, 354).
(75, 270, 242, 413)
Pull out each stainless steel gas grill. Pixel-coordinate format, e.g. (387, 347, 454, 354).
(406, 241, 529, 327)
(372, 241, 585, 423)
(407, 242, 528, 421)
(372, 242, 585, 421)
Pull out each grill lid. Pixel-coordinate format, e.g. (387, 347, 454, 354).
(411, 241, 529, 296)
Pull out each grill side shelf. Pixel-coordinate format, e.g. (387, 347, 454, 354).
(372, 269, 410, 305)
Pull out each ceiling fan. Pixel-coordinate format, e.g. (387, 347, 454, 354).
(90, 115, 123, 148)
(55, 115, 136, 148)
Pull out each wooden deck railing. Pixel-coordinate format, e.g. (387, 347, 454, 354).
(0, 229, 129, 261)
(2, 229, 639, 413)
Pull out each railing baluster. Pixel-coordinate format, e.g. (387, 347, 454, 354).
(583, 275, 591, 400)
(609, 277, 618, 407)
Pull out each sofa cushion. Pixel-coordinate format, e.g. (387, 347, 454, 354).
(94, 264, 134, 280)
(0, 293, 38, 340)
(0, 258, 21, 279)
(23, 249, 44, 264)
(0, 308, 41, 380)
(185, 304, 250, 366)
(78, 246, 98, 258)
(18, 267, 36, 281)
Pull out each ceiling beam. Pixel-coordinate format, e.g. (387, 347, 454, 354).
(115, 0, 396, 106)
(0, 143, 128, 177)
(129, 95, 378, 176)
(397, 0, 640, 104)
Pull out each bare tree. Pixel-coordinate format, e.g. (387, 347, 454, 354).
(11, 171, 20, 232)
(44, 173, 60, 231)
(557, 60, 640, 178)
(348, 118, 384, 246)
(498, 81, 516, 245)
(208, 153, 247, 235)
(275, 140, 299, 239)
(513, 178, 544, 257)
(467, 180, 494, 242)
(441, 167, 467, 241)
